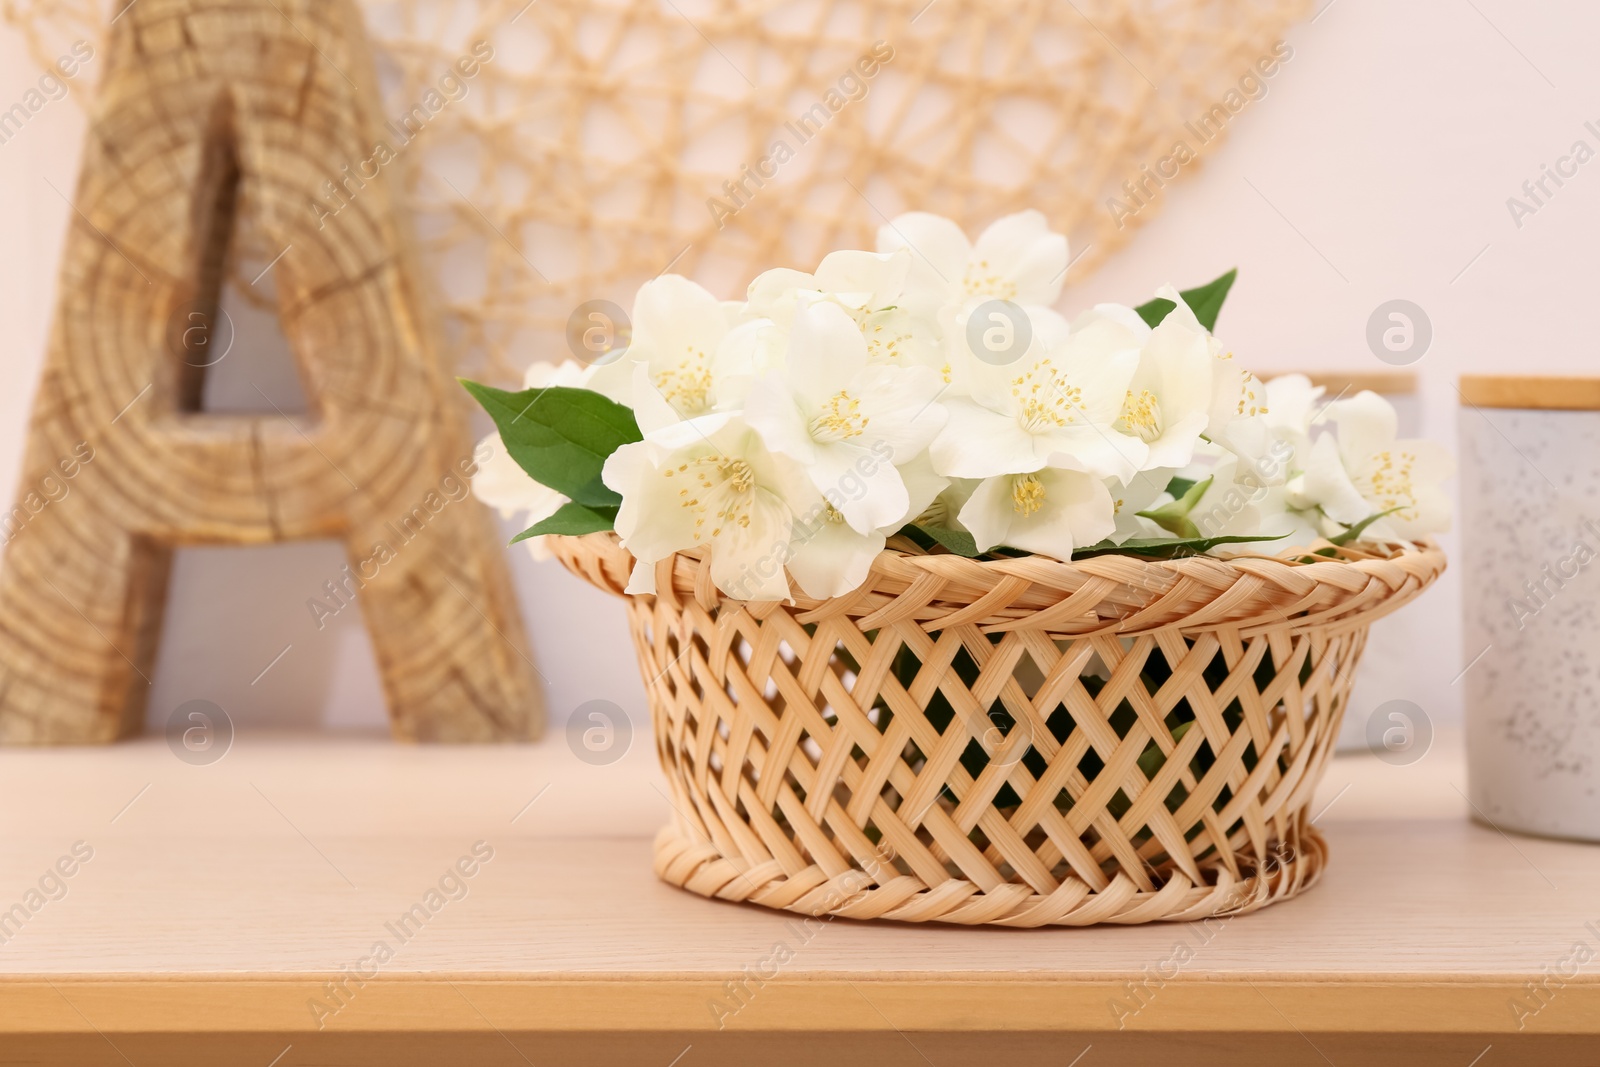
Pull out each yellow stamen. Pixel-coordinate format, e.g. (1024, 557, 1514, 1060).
(1011, 358, 1081, 430)
(1012, 474, 1046, 517)
(1365, 449, 1420, 520)
(1117, 388, 1163, 442)
(653, 349, 714, 415)
(679, 456, 759, 542)
(962, 258, 1018, 299)
(810, 390, 870, 441)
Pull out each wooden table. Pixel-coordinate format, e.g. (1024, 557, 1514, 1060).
(1, 729, 1596, 1066)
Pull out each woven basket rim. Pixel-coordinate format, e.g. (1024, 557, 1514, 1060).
(550, 530, 1446, 637)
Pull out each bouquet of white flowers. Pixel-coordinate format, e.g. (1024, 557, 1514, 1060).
(466, 211, 1451, 603)
(464, 211, 1453, 928)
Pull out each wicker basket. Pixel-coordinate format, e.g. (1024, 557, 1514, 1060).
(553, 531, 1445, 927)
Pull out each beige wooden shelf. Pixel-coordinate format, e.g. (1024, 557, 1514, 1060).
(1, 729, 1597, 1066)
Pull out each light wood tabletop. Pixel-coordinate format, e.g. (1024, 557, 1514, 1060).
(0, 728, 1596, 1066)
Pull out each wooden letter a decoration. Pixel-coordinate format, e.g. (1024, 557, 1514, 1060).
(0, 0, 543, 742)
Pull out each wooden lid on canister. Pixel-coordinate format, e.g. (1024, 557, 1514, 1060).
(1458, 375, 1600, 411)
(1301, 371, 1417, 396)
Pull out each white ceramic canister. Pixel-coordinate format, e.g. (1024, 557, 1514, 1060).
(1460, 374, 1600, 842)
(1293, 373, 1428, 753)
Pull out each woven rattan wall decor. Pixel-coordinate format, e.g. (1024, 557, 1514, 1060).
(7, 0, 1311, 384)
(0, 0, 543, 743)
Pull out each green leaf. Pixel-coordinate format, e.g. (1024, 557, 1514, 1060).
(509, 502, 618, 543)
(1137, 475, 1213, 539)
(901, 522, 1284, 562)
(1133, 298, 1175, 330)
(1179, 268, 1237, 331)
(1163, 475, 1199, 500)
(899, 522, 982, 558)
(1072, 531, 1287, 560)
(1326, 507, 1403, 547)
(1133, 268, 1238, 332)
(1137, 720, 1194, 780)
(460, 381, 640, 508)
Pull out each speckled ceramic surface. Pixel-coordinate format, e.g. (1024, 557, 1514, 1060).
(1461, 405, 1600, 841)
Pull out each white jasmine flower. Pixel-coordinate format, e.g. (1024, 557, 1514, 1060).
(897, 454, 953, 523)
(742, 300, 946, 534)
(1090, 301, 1215, 472)
(929, 312, 1147, 484)
(877, 209, 1069, 312)
(785, 504, 888, 600)
(707, 316, 787, 411)
(1188, 454, 1321, 555)
(1141, 286, 1271, 464)
(958, 468, 1117, 559)
(1110, 468, 1176, 543)
(1300, 391, 1453, 542)
(601, 414, 821, 602)
(743, 248, 942, 374)
(745, 249, 909, 326)
(588, 274, 733, 419)
(933, 297, 1059, 400)
(1206, 346, 1269, 438)
(909, 476, 977, 530)
(525, 357, 596, 392)
(1261, 373, 1325, 440)
(1181, 374, 1324, 509)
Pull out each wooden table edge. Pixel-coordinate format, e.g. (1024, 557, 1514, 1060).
(4, 976, 1595, 1035)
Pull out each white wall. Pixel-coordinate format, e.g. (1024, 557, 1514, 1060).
(2, 0, 1593, 741)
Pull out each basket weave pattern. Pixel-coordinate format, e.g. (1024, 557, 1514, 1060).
(554, 532, 1445, 927)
